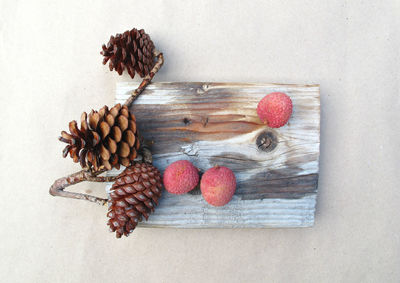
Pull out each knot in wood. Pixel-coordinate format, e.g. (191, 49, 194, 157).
(183, 117, 191, 125)
(196, 84, 209, 95)
(256, 131, 278, 152)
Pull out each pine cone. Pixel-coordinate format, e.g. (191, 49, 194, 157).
(107, 163, 163, 238)
(101, 28, 155, 79)
(59, 103, 140, 171)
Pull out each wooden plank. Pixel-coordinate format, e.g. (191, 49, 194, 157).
(106, 82, 320, 228)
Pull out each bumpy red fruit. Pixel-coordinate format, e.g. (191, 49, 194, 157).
(200, 166, 236, 207)
(256, 92, 293, 128)
(163, 160, 199, 194)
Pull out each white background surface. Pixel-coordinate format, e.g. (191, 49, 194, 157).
(1, 1, 399, 282)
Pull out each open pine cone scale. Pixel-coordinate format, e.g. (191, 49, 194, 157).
(59, 103, 140, 172)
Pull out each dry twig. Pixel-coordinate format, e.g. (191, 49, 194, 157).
(124, 49, 164, 107)
(50, 49, 163, 204)
(49, 169, 116, 205)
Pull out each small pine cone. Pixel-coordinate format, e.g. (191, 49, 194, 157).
(101, 28, 155, 79)
(107, 163, 163, 238)
(59, 103, 140, 171)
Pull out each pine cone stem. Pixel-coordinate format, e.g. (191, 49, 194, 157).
(49, 169, 117, 206)
(123, 49, 164, 107)
(142, 147, 153, 164)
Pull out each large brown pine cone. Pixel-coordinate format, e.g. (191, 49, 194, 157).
(107, 163, 163, 238)
(101, 28, 155, 79)
(59, 104, 140, 171)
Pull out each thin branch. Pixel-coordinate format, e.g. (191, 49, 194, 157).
(50, 49, 163, 205)
(49, 169, 117, 206)
(124, 49, 164, 107)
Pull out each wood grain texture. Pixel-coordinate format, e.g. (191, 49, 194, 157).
(106, 82, 320, 228)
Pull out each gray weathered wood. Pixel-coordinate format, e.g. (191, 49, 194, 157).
(106, 82, 320, 228)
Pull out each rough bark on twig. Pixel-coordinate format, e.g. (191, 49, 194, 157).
(123, 49, 164, 107)
(49, 170, 117, 206)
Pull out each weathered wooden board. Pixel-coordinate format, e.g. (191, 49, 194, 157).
(106, 82, 320, 228)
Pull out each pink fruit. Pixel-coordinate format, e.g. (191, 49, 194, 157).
(200, 166, 236, 207)
(256, 92, 293, 128)
(163, 160, 199, 194)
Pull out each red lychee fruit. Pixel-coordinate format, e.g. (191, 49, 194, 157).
(256, 92, 293, 128)
(163, 160, 199, 194)
(200, 166, 236, 207)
